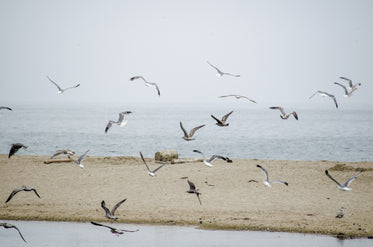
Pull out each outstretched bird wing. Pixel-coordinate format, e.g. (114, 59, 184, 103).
(325, 170, 342, 187)
(189, 125, 205, 137)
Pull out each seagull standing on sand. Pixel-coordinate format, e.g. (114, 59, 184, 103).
(193, 150, 232, 167)
(256, 165, 288, 187)
(50, 149, 75, 159)
(219, 95, 257, 104)
(269, 107, 298, 120)
(101, 199, 127, 220)
(90, 221, 139, 235)
(334, 82, 359, 97)
(211, 111, 233, 127)
(186, 180, 202, 205)
(47, 76, 80, 94)
(180, 122, 205, 141)
(105, 111, 132, 133)
(8, 143, 28, 159)
(5, 186, 41, 203)
(72, 150, 89, 168)
(325, 170, 361, 191)
(0, 222, 27, 242)
(0, 106, 12, 111)
(336, 207, 345, 218)
(140, 152, 167, 177)
(207, 61, 240, 77)
(339, 76, 362, 91)
(309, 91, 339, 108)
(130, 76, 160, 96)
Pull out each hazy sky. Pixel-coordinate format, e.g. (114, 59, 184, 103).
(0, 0, 372, 106)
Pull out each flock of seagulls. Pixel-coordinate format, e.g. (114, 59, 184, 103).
(0, 64, 364, 242)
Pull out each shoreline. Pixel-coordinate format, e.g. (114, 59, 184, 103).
(1, 154, 372, 239)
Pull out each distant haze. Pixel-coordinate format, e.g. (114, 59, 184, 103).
(0, 0, 372, 106)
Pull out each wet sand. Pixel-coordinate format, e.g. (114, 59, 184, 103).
(0, 154, 372, 238)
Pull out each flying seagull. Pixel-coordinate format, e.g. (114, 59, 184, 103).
(50, 149, 75, 159)
(207, 61, 240, 77)
(0, 222, 26, 242)
(325, 170, 361, 191)
(8, 143, 28, 159)
(219, 95, 257, 104)
(5, 186, 41, 203)
(336, 207, 345, 218)
(90, 221, 139, 235)
(309, 91, 338, 108)
(105, 111, 132, 133)
(72, 150, 89, 168)
(211, 111, 233, 127)
(256, 165, 288, 187)
(0, 106, 12, 111)
(130, 76, 160, 96)
(193, 150, 232, 167)
(339, 76, 362, 90)
(334, 82, 359, 97)
(269, 106, 298, 120)
(140, 152, 167, 177)
(101, 199, 127, 220)
(179, 122, 205, 141)
(47, 76, 80, 94)
(186, 180, 202, 205)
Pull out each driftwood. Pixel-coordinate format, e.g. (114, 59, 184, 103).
(44, 159, 74, 164)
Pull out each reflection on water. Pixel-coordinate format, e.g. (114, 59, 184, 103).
(0, 220, 371, 247)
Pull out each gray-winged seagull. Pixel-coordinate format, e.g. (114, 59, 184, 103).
(193, 150, 231, 167)
(309, 91, 338, 108)
(257, 165, 288, 187)
(130, 76, 160, 96)
(325, 170, 361, 191)
(180, 122, 205, 141)
(90, 221, 139, 235)
(101, 199, 127, 220)
(5, 186, 41, 203)
(140, 152, 167, 177)
(211, 111, 233, 126)
(186, 180, 202, 205)
(207, 61, 240, 77)
(105, 111, 132, 133)
(269, 106, 298, 120)
(47, 76, 80, 94)
(219, 94, 257, 104)
(0, 222, 26, 242)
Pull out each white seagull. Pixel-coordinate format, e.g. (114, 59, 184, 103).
(219, 94, 257, 104)
(130, 76, 160, 96)
(256, 165, 288, 187)
(193, 150, 231, 167)
(186, 180, 202, 205)
(72, 150, 89, 168)
(339, 76, 362, 91)
(325, 170, 361, 191)
(47, 76, 80, 94)
(101, 199, 127, 220)
(8, 143, 28, 159)
(180, 122, 205, 141)
(105, 111, 132, 133)
(207, 61, 240, 77)
(211, 111, 233, 127)
(269, 106, 298, 120)
(334, 82, 359, 97)
(309, 91, 338, 108)
(140, 152, 167, 177)
(90, 221, 139, 235)
(0, 222, 26, 242)
(5, 186, 41, 203)
(50, 149, 75, 159)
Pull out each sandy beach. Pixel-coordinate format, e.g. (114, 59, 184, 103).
(0, 154, 372, 239)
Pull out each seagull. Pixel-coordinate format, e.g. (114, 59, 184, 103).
(211, 111, 233, 127)
(5, 186, 41, 203)
(269, 107, 298, 120)
(325, 170, 361, 191)
(193, 150, 231, 167)
(256, 165, 288, 187)
(339, 76, 362, 91)
(0, 106, 12, 111)
(334, 82, 359, 97)
(186, 180, 202, 205)
(130, 76, 160, 96)
(179, 122, 205, 141)
(90, 221, 139, 235)
(219, 95, 257, 104)
(0, 222, 26, 242)
(336, 207, 345, 218)
(309, 91, 338, 108)
(50, 149, 75, 159)
(207, 61, 240, 77)
(8, 143, 28, 159)
(101, 199, 127, 220)
(72, 150, 89, 168)
(140, 152, 167, 177)
(105, 111, 132, 133)
(47, 76, 80, 94)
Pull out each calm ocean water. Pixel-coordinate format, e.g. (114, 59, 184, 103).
(0, 102, 372, 161)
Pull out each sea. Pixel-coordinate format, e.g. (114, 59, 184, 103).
(0, 101, 372, 161)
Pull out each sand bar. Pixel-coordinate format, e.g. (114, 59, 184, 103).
(0, 154, 372, 239)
